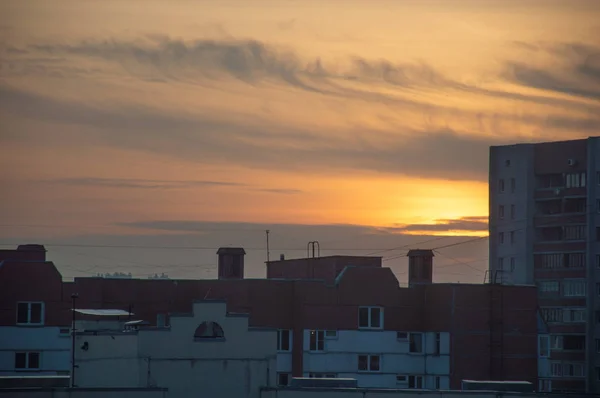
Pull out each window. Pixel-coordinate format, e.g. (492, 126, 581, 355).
(409, 333, 423, 353)
(597, 199, 600, 213)
(277, 373, 290, 386)
(435, 376, 441, 390)
(510, 204, 516, 220)
(539, 379, 552, 392)
(510, 257, 515, 272)
(408, 375, 424, 389)
(596, 339, 600, 353)
(565, 253, 585, 268)
(510, 178, 516, 193)
(538, 281, 560, 294)
(563, 363, 584, 377)
(563, 280, 586, 297)
(358, 306, 383, 329)
(358, 354, 380, 372)
(551, 335, 563, 350)
(397, 331, 408, 340)
(535, 253, 563, 269)
(541, 308, 563, 323)
(563, 335, 585, 351)
(510, 231, 515, 244)
(596, 227, 600, 242)
(194, 321, 224, 340)
(565, 172, 586, 188)
(597, 172, 600, 185)
(499, 179, 505, 193)
(434, 332, 441, 355)
(550, 362, 562, 377)
(498, 257, 504, 270)
(499, 205, 505, 219)
(277, 329, 291, 351)
(597, 255, 600, 268)
(539, 335, 550, 357)
(563, 308, 586, 323)
(564, 226, 585, 241)
(505, 159, 511, 167)
(597, 367, 600, 382)
(16, 302, 44, 325)
(309, 330, 324, 351)
(597, 283, 600, 296)
(499, 232, 504, 244)
(396, 375, 407, 384)
(597, 310, 600, 323)
(14, 352, 40, 370)
(325, 330, 338, 339)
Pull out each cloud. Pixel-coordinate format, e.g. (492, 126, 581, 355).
(391, 216, 489, 233)
(254, 188, 303, 195)
(506, 42, 600, 100)
(48, 177, 246, 189)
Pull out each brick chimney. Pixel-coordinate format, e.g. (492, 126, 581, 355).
(217, 247, 246, 279)
(407, 249, 434, 287)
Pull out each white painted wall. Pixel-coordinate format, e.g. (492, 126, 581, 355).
(0, 327, 70, 375)
(75, 301, 278, 398)
(302, 330, 450, 389)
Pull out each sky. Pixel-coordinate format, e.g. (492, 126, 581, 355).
(1, 0, 599, 283)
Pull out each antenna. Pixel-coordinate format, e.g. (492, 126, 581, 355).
(266, 230, 270, 264)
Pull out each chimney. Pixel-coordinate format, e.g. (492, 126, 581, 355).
(217, 247, 246, 279)
(280, 254, 285, 261)
(16, 244, 47, 262)
(407, 249, 434, 287)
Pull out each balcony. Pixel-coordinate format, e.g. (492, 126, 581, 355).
(533, 198, 587, 227)
(534, 173, 587, 199)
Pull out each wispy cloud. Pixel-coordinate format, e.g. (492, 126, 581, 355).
(48, 177, 245, 189)
(390, 216, 489, 233)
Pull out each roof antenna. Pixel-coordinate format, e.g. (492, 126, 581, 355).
(266, 230, 270, 264)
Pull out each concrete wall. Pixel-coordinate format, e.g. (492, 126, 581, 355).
(0, 388, 166, 398)
(0, 326, 70, 375)
(75, 300, 278, 398)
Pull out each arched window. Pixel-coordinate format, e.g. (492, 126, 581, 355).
(194, 321, 225, 340)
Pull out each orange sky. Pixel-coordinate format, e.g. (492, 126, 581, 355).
(0, 1, 599, 280)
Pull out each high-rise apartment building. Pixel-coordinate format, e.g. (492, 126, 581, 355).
(489, 137, 600, 393)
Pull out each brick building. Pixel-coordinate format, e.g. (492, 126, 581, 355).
(0, 245, 545, 390)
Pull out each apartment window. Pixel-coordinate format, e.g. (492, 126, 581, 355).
(563, 363, 585, 377)
(510, 231, 515, 244)
(358, 306, 383, 329)
(277, 329, 291, 351)
(325, 330, 337, 339)
(396, 375, 407, 385)
(539, 379, 552, 392)
(597, 199, 600, 214)
(357, 354, 380, 372)
(499, 179, 505, 193)
(563, 280, 586, 297)
(309, 330, 324, 351)
(277, 373, 290, 386)
(435, 376, 441, 390)
(538, 281, 559, 294)
(409, 333, 423, 353)
(434, 332, 441, 355)
(16, 302, 44, 325)
(563, 335, 585, 351)
(596, 339, 600, 353)
(596, 227, 600, 241)
(597, 283, 600, 296)
(563, 308, 586, 323)
(510, 257, 515, 272)
(510, 204, 516, 220)
(550, 362, 562, 377)
(536, 253, 563, 269)
(551, 335, 563, 350)
(541, 308, 563, 323)
(505, 159, 511, 167)
(597, 367, 600, 382)
(565, 172, 586, 188)
(498, 257, 504, 270)
(408, 375, 424, 389)
(499, 205, 505, 219)
(397, 331, 408, 340)
(597, 310, 600, 323)
(510, 178, 516, 193)
(597, 255, 600, 268)
(564, 226, 585, 241)
(565, 253, 585, 268)
(14, 352, 40, 370)
(499, 232, 504, 244)
(539, 336, 549, 357)
(597, 171, 600, 185)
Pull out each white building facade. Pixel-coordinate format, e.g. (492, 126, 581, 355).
(74, 300, 278, 398)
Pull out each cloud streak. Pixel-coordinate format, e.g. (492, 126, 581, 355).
(48, 177, 246, 190)
(391, 216, 489, 233)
